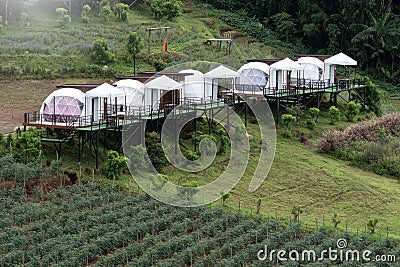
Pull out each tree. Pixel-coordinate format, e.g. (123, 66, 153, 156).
(309, 107, 320, 122)
(150, 0, 182, 20)
(104, 150, 126, 180)
(367, 218, 378, 234)
(126, 32, 143, 76)
(220, 190, 230, 206)
(271, 12, 295, 42)
(82, 4, 91, 24)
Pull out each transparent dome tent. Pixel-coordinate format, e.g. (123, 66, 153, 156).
(40, 88, 87, 123)
(236, 62, 270, 93)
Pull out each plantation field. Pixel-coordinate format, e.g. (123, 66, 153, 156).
(1, 183, 399, 266)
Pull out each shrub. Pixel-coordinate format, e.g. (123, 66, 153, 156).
(306, 119, 316, 130)
(101, 6, 112, 22)
(217, 128, 229, 154)
(309, 107, 320, 122)
(128, 145, 147, 173)
(329, 106, 340, 125)
(104, 150, 126, 180)
(345, 101, 361, 122)
(281, 114, 296, 138)
(20, 12, 29, 26)
(91, 39, 114, 65)
(363, 77, 382, 116)
(185, 150, 199, 161)
(150, 0, 182, 20)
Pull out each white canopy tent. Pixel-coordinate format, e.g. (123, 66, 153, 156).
(203, 65, 239, 100)
(295, 57, 325, 81)
(178, 69, 205, 101)
(113, 79, 144, 108)
(270, 58, 304, 90)
(143, 75, 182, 110)
(324, 52, 357, 85)
(40, 88, 87, 123)
(237, 62, 270, 91)
(86, 83, 125, 121)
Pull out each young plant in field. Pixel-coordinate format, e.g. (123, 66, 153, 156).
(329, 106, 340, 125)
(150, 0, 182, 20)
(56, 8, 71, 28)
(220, 190, 230, 206)
(306, 119, 316, 130)
(345, 101, 362, 122)
(114, 3, 129, 21)
(367, 218, 378, 234)
(101, 6, 112, 22)
(309, 107, 320, 122)
(129, 145, 146, 173)
(82, 4, 91, 24)
(332, 212, 341, 230)
(291, 205, 303, 222)
(281, 114, 296, 138)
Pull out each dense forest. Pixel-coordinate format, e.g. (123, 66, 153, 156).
(204, 0, 400, 82)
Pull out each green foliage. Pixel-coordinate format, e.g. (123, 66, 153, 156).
(20, 12, 29, 26)
(104, 150, 126, 180)
(100, 6, 112, 22)
(363, 77, 382, 116)
(0, 15, 3, 31)
(309, 107, 320, 122)
(184, 150, 199, 161)
(220, 190, 230, 206)
(150, 0, 182, 20)
(128, 145, 147, 173)
(56, 8, 71, 28)
(281, 114, 296, 138)
(271, 12, 295, 42)
(286, 104, 304, 123)
(13, 131, 42, 163)
(217, 128, 229, 154)
(367, 218, 378, 234)
(153, 59, 167, 71)
(328, 106, 340, 125)
(196, 134, 217, 155)
(0, 155, 43, 182)
(345, 101, 362, 122)
(91, 39, 115, 65)
(81, 5, 91, 24)
(45, 159, 62, 176)
(126, 32, 143, 56)
(145, 132, 169, 171)
(114, 3, 129, 21)
(332, 213, 341, 229)
(306, 119, 316, 130)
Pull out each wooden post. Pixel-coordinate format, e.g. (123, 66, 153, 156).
(147, 29, 151, 53)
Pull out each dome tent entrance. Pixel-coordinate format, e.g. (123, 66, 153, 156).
(40, 88, 87, 124)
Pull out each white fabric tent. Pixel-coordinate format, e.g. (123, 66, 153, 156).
(237, 62, 270, 89)
(86, 83, 125, 121)
(270, 58, 304, 90)
(203, 65, 239, 100)
(40, 88, 87, 123)
(113, 79, 144, 108)
(324, 53, 357, 85)
(295, 57, 324, 81)
(143, 75, 181, 110)
(179, 69, 205, 101)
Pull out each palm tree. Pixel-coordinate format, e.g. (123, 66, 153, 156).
(352, 10, 399, 70)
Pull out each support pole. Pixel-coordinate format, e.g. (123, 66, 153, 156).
(95, 132, 99, 170)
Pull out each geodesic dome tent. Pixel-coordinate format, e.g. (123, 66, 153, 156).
(40, 88, 87, 123)
(113, 79, 144, 107)
(237, 62, 270, 87)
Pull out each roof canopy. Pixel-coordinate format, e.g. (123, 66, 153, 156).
(325, 52, 357, 66)
(179, 69, 203, 82)
(297, 57, 324, 69)
(86, 83, 125, 97)
(143, 75, 181, 91)
(113, 79, 144, 89)
(203, 65, 239, 78)
(270, 58, 304, 71)
(238, 62, 270, 73)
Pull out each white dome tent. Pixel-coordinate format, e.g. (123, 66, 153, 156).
(237, 62, 270, 94)
(295, 57, 325, 82)
(143, 75, 182, 111)
(113, 79, 144, 108)
(86, 83, 125, 122)
(270, 58, 304, 91)
(324, 52, 357, 85)
(40, 88, 87, 124)
(203, 65, 239, 100)
(178, 69, 205, 101)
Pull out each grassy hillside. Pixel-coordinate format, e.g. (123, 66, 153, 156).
(0, 1, 280, 80)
